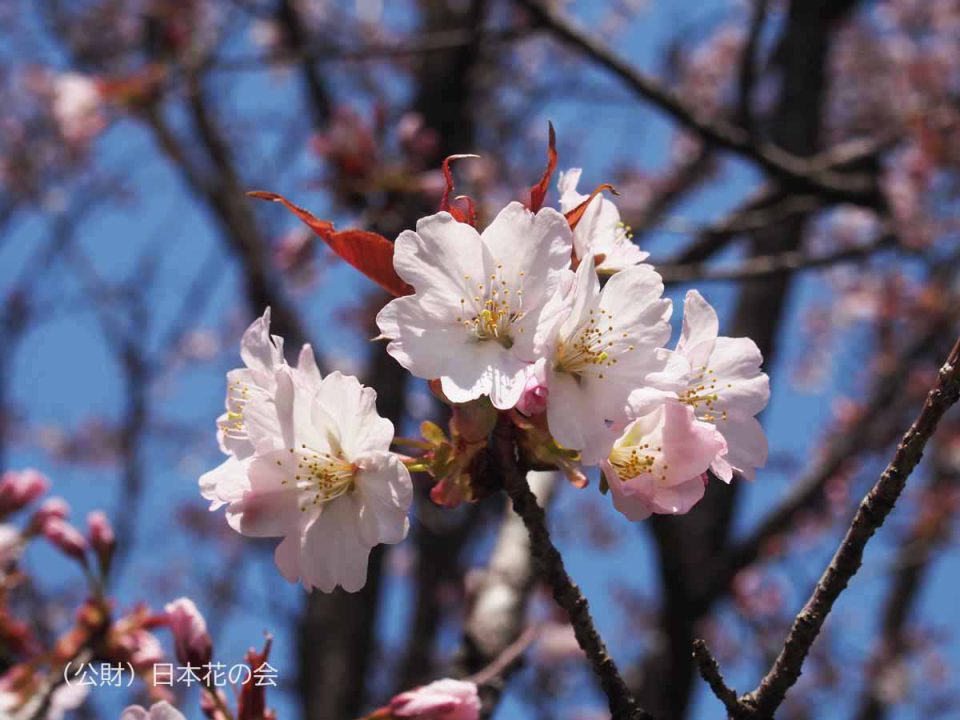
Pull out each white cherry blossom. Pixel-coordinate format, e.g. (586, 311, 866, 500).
(536, 255, 684, 464)
(558, 168, 649, 273)
(206, 368, 412, 593)
(673, 290, 770, 481)
(376, 202, 573, 409)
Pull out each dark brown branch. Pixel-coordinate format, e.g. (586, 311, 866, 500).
(708, 336, 960, 717)
(658, 230, 897, 284)
(692, 640, 743, 718)
(514, 0, 883, 208)
(493, 426, 652, 720)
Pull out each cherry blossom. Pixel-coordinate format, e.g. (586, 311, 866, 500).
(557, 168, 649, 273)
(388, 678, 480, 720)
(672, 290, 769, 481)
(536, 255, 682, 464)
(50, 73, 104, 145)
(203, 349, 412, 592)
(601, 399, 725, 520)
(376, 202, 573, 409)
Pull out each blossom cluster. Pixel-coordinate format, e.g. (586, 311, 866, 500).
(202, 145, 769, 594)
(375, 169, 769, 517)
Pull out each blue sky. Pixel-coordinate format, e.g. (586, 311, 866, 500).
(1, 1, 957, 718)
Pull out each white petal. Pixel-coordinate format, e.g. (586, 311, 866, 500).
(229, 452, 301, 538)
(376, 295, 474, 381)
(300, 495, 369, 593)
(199, 456, 249, 510)
(708, 337, 770, 418)
(296, 343, 323, 386)
(716, 414, 768, 480)
(316, 372, 394, 458)
(676, 290, 718, 366)
(355, 452, 412, 546)
(557, 168, 585, 209)
(392, 214, 484, 303)
(240, 308, 284, 373)
(274, 532, 302, 584)
(479, 203, 573, 308)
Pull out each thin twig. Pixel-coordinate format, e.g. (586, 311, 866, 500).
(493, 425, 652, 720)
(705, 337, 960, 717)
(658, 230, 897, 284)
(692, 640, 744, 719)
(514, 0, 882, 208)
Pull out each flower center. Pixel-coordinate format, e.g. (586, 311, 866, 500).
(609, 442, 668, 484)
(457, 267, 524, 349)
(679, 365, 730, 423)
(554, 308, 634, 379)
(278, 446, 356, 511)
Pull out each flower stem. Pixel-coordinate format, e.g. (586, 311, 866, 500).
(492, 424, 652, 720)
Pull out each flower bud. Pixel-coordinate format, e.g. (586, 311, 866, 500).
(42, 519, 88, 562)
(33, 496, 70, 527)
(389, 678, 480, 720)
(86, 511, 115, 571)
(0, 469, 49, 516)
(165, 598, 212, 668)
(515, 359, 549, 418)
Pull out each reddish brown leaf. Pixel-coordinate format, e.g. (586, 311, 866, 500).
(440, 154, 480, 225)
(564, 183, 619, 230)
(248, 191, 412, 297)
(528, 122, 557, 212)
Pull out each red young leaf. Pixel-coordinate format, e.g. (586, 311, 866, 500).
(248, 191, 412, 297)
(528, 122, 557, 212)
(439, 154, 480, 225)
(564, 183, 619, 231)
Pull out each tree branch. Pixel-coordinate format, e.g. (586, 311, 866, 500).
(493, 425, 652, 720)
(514, 0, 883, 208)
(704, 336, 960, 717)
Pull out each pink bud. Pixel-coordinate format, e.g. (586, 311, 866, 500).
(87, 511, 115, 571)
(389, 679, 480, 720)
(33, 497, 70, 527)
(165, 598, 212, 667)
(42, 519, 88, 562)
(516, 361, 548, 417)
(87, 511, 115, 553)
(0, 469, 49, 515)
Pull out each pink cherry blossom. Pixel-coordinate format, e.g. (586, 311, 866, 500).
(673, 290, 770, 481)
(376, 202, 573, 410)
(389, 678, 481, 720)
(601, 400, 725, 520)
(557, 168, 649, 273)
